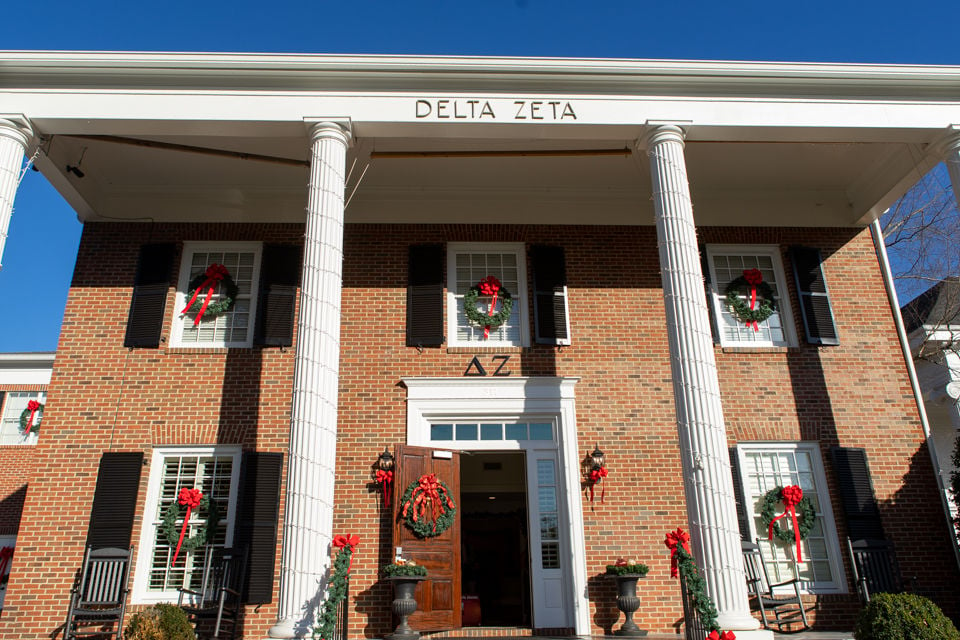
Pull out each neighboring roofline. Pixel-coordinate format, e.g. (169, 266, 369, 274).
(5, 51, 960, 98)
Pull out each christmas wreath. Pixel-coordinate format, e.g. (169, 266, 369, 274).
(399, 473, 457, 538)
(181, 263, 239, 324)
(161, 490, 219, 563)
(19, 400, 43, 435)
(463, 276, 513, 338)
(759, 485, 816, 559)
(724, 268, 776, 329)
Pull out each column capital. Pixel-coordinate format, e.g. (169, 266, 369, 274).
(636, 121, 689, 152)
(304, 118, 353, 147)
(0, 115, 34, 150)
(934, 124, 960, 156)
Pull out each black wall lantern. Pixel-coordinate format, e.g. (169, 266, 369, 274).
(376, 447, 395, 507)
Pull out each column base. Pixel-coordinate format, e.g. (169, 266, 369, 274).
(267, 618, 299, 639)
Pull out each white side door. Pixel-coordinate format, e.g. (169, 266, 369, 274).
(526, 450, 570, 628)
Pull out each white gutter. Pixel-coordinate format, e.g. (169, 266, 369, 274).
(870, 219, 960, 568)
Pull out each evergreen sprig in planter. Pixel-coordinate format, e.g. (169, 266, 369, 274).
(383, 563, 428, 640)
(605, 561, 650, 637)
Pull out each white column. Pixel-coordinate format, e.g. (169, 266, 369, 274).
(639, 125, 768, 637)
(943, 133, 960, 210)
(0, 117, 33, 270)
(269, 120, 351, 639)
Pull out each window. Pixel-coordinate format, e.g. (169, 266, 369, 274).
(0, 534, 15, 610)
(430, 421, 555, 444)
(171, 242, 262, 348)
(0, 392, 44, 446)
(735, 443, 846, 593)
(447, 243, 530, 347)
(706, 246, 796, 347)
(133, 447, 240, 603)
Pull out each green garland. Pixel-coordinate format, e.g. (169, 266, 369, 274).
(605, 563, 649, 576)
(724, 276, 776, 325)
(314, 544, 353, 640)
(759, 486, 817, 543)
(19, 404, 43, 435)
(382, 563, 428, 578)
(675, 544, 719, 633)
(183, 271, 240, 320)
(399, 478, 457, 538)
(160, 496, 219, 554)
(463, 285, 513, 332)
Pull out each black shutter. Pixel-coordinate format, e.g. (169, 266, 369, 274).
(790, 246, 839, 346)
(255, 245, 301, 347)
(531, 245, 570, 345)
(830, 447, 885, 540)
(729, 448, 751, 541)
(124, 244, 176, 348)
(700, 246, 720, 344)
(86, 452, 143, 549)
(406, 245, 444, 348)
(235, 452, 283, 604)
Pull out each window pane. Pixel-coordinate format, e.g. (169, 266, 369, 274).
(505, 424, 527, 440)
(529, 423, 553, 441)
(0, 392, 43, 446)
(712, 251, 787, 345)
(480, 424, 502, 440)
(179, 249, 257, 346)
(431, 424, 453, 440)
(451, 248, 524, 345)
(455, 424, 478, 440)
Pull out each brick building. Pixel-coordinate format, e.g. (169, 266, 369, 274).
(0, 53, 959, 639)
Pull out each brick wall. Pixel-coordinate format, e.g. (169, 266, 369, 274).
(0, 221, 954, 638)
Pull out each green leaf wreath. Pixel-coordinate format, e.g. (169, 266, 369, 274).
(463, 283, 513, 332)
(183, 270, 239, 320)
(760, 486, 817, 543)
(160, 496, 219, 554)
(399, 475, 457, 538)
(724, 271, 776, 326)
(19, 402, 43, 435)
(314, 542, 354, 640)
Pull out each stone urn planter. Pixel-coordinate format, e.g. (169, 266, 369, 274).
(386, 575, 426, 640)
(606, 562, 649, 637)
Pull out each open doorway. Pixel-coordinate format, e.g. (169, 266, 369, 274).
(460, 451, 531, 627)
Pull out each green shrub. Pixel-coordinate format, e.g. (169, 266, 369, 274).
(604, 563, 649, 576)
(125, 604, 196, 640)
(854, 592, 960, 640)
(382, 562, 428, 578)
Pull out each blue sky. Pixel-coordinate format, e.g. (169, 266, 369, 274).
(2, 0, 959, 351)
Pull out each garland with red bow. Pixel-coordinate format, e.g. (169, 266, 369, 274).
(0, 546, 13, 583)
(724, 268, 776, 331)
(463, 276, 514, 339)
(399, 473, 457, 538)
(760, 485, 816, 561)
(160, 488, 219, 565)
(663, 528, 719, 633)
(376, 469, 393, 507)
(19, 400, 43, 435)
(315, 534, 358, 640)
(181, 263, 239, 325)
(587, 464, 608, 503)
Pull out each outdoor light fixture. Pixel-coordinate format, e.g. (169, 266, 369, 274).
(590, 444, 606, 470)
(66, 146, 87, 179)
(375, 447, 395, 508)
(377, 447, 395, 473)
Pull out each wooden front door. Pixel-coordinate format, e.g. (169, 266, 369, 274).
(392, 444, 462, 631)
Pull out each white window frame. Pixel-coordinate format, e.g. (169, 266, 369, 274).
(446, 242, 531, 348)
(131, 445, 241, 604)
(170, 242, 262, 348)
(735, 441, 847, 594)
(705, 244, 798, 348)
(0, 391, 45, 446)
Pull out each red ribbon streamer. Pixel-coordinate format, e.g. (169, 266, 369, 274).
(664, 527, 691, 578)
(25, 400, 40, 432)
(332, 533, 359, 574)
(402, 473, 454, 533)
(588, 466, 608, 503)
(767, 485, 804, 561)
(376, 470, 393, 507)
(0, 546, 14, 578)
(171, 487, 203, 566)
(742, 268, 763, 332)
(478, 275, 501, 339)
(181, 263, 229, 326)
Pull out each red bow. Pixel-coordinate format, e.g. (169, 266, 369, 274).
(333, 533, 360, 574)
(25, 400, 41, 433)
(171, 488, 204, 566)
(707, 631, 736, 640)
(664, 527, 691, 578)
(0, 546, 13, 578)
(768, 485, 804, 561)
(376, 469, 393, 507)
(181, 263, 230, 326)
(742, 268, 763, 331)
(478, 275, 502, 338)
(588, 466, 608, 503)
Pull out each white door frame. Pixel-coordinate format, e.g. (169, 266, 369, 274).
(402, 376, 588, 635)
